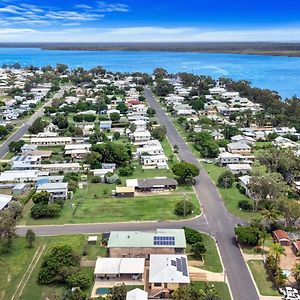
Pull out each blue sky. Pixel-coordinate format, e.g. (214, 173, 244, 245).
(1, 0, 300, 42)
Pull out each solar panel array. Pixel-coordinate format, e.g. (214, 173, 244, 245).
(153, 236, 175, 246)
(170, 257, 188, 277)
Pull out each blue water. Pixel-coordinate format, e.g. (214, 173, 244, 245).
(1, 47, 300, 98)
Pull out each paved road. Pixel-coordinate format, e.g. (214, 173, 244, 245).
(0, 86, 69, 159)
(144, 88, 259, 300)
(12, 86, 259, 300)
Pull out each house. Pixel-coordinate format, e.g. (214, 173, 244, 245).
(0, 170, 39, 183)
(100, 121, 112, 130)
(21, 144, 37, 155)
(34, 163, 81, 173)
(108, 229, 186, 258)
(94, 257, 145, 280)
(227, 142, 251, 156)
(31, 137, 72, 146)
(36, 182, 68, 201)
(126, 288, 148, 300)
(64, 143, 91, 159)
(12, 183, 30, 196)
(130, 130, 151, 144)
(292, 241, 300, 256)
(227, 164, 252, 175)
(126, 178, 178, 192)
(231, 135, 256, 145)
(136, 144, 164, 156)
(102, 163, 116, 170)
(115, 186, 135, 198)
(238, 175, 251, 197)
(273, 136, 298, 149)
(148, 254, 190, 294)
(218, 152, 255, 166)
(0, 194, 14, 210)
(273, 230, 291, 246)
(140, 154, 168, 169)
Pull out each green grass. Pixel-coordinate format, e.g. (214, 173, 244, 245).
(201, 234, 223, 273)
(21, 187, 200, 225)
(190, 281, 231, 300)
(202, 163, 261, 221)
(0, 237, 43, 300)
(2, 151, 15, 160)
(247, 260, 280, 296)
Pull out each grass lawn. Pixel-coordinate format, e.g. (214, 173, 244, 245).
(187, 233, 223, 273)
(202, 163, 261, 221)
(247, 260, 280, 296)
(191, 281, 231, 300)
(20, 186, 200, 225)
(241, 236, 273, 255)
(2, 151, 15, 160)
(17, 234, 105, 300)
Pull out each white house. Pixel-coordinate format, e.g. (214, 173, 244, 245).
(218, 152, 255, 166)
(31, 137, 72, 146)
(36, 182, 68, 201)
(238, 175, 252, 196)
(227, 164, 252, 175)
(126, 288, 148, 300)
(130, 130, 151, 144)
(140, 154, 168, 169)
(136, 144, 164, 156)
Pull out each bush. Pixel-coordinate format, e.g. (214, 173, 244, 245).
(217, 171, 234, 189)
(91, 176, 100, 183)
(31, 203, 62, 219)
(174, 200, 195, 216)
(236, 183, 246, 194)
(119, 165, 134, 176)
(105, 173, 119, 184)
(238, 200, 253, 211)
(184, 227, 203, 245)
(32, 191, 51, 205)
(234, 225, 261, 246)
(66, 271, 91, 290)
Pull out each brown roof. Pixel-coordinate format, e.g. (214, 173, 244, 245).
(293, 241, 300, 250)
(31, 150, 52, 157)
(273, 229, 289, 241)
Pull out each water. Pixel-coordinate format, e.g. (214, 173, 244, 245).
(0, 47, 300, 98)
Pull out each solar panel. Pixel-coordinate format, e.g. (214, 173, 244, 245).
(171, 260, 176, 266)
(153, 236, 176, 246)
(181, 257, 188, 276)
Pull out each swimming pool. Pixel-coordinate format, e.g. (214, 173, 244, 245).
(282, 269, 291, 277)
(96, 287, 109, 295)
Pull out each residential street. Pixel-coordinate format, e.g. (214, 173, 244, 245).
(0, 86, 69, 159)
(10, 86, 260, 300)
(143, 88, 259, 300)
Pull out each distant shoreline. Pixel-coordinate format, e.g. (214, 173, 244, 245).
(1, 42, 300, 57)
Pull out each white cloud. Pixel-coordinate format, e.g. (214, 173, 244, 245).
(1, 26, 300, 43)
(96, 1, 129, 13)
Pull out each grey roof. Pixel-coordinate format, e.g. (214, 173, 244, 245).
(137, 178, 178, 188)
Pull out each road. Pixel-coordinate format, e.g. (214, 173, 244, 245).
(144, 88, 259, 300)
(11, 87, 260, 299)
(0, 86, 69, 159)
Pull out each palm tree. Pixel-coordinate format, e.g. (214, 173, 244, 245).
(292, 263, 300, 284)
(269, 243, 286, 264)
(261, 205, 280, 224)
(259, 229, 268, 252)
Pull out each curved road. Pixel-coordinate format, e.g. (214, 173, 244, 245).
(12, 87, 259, 300)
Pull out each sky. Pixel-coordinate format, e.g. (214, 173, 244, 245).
(1, 0, 300, 42)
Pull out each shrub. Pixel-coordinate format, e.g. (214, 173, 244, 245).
(191, 241, 206, 258)
(91, 176, 101, 183)
(105, 173, 119, 184)
(66, 271, 91, 290)
(31, 203, 62, 219)
(238, 200, 253, 211)
(174, 200, 195, 216)
(184, 227, 203, 245)
(119, 165, 134, 176)
(234, 225, 261, 246)
(236, 183, 246, 194)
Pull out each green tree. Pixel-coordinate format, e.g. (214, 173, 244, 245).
(32, 191, 51, 205)
(172, 162, 199, 184)
(217, 171, 234, 189)
(234, 225, 261, 246)
(116, 102, 128, 114)
(9, 140, 25, 153)
(174, 199, 195, 216)
(261, 205, 280, 224)
(0, 125, 8, 139)
(110, 112, 120, 122)
(66, 271, 91, 290)
(25, 229, 36, 248)
(38, 245, 80, 284)
(151, 125, 167, 141)
(275, 198, 300, 227)
(108, 284, 127, 300)
(147, 107, 156, 117)
(193, 132, 219, 158)
(259, 229, 268, 251)
(191, 241, 206, 259)
(172, 286, 199, 300)
(184, 227, 203, 245)
(28, 117, 46, 134)
(269, 243, 286, 264)
(0, 209, 16, 248)
(85, 151, 102, 169)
